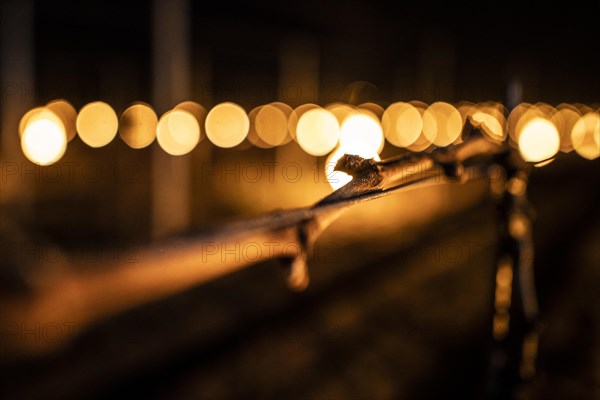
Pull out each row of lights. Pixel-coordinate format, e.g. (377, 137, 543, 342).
(19, 100, 599, 172)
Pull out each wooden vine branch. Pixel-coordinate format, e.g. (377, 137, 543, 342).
(1, 119, 530, 356)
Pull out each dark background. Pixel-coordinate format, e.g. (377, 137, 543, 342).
(0, 0, 598, 399)
(33, 1, 600, 107)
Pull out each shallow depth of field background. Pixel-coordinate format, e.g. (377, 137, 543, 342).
(0, 1, 598, 399)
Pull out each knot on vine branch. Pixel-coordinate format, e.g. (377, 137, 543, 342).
(334, 154, 379, 176)
(335, 154, 384, 188)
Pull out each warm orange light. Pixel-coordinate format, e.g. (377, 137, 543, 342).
(571, 112, 600, 160)
(255, 103, 290, 146)
(156, 109, 200, 155)
(325, 103, 355, 126)
(508, 103, 535, 144)
(407, 102, 433, 152)
(457, 102, 478, 123)
(19, 107, 44, 137)
(325, 148, 353, 190)
(175, 101, 207, 137)
(472, 111, 505, 141)
(574, 103, 594, 115)
(382, 102, 422, 148)
(510, 104, 547, 145)
(325, 147, 380, 190)
(518, 117, 560, 162)
(20, 107, 67, 165)
(246, 106, 273, 149)
(358, 102, 384, 119)
(46, 99, 77, 142)
(535, 103, 556, 119)
(119, 103, 158, 149)
(288, 103, 320, 141)
(205, 102, 249, 148)
(76, 101, 119, 147)
(422, 102, 462, 147)
(324, 109, 383, 190)
(270, 101, 293, 145)
(551, 104, 581, 152)
(339, 112, 384, 155)
(296, 108, 340, 156)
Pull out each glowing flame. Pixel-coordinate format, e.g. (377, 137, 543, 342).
(20, 108, 67, 165)
(518, 117, 560, 163)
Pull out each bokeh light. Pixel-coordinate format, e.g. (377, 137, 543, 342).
(246, 106, 273, 149)
(574, 103, 594, 115)
(422, 102, 462, 147)
(20, 107, 67, 165)
(456, 102, 478, 144)
(551, 104, 581, 152)
(76, 101, 119, 148)
(518, 117, 560, 162)
(119, 103, 158, 149)
(255, 103, 291, 146)
(17, 100, 599, 166)
(508, 103, 535, 144)
(472, 111, 504, 141)
(288, 103, 320, 141)
(358, 102, 384, 119)
(205, 102, 249, 148)
(175, 101, 207, 139)
(535, 102, 556, 119)
(471, 102, 506, 142)
(571, 112, 600, 160)
(296, 108, 340, 156)
(382, 102, 422, 148)
(46, 99, 77, 142)
(19, 107, 44, 137)
(156, 109, 200, 155)
(339, 112, 384, 155)
(406, 102, 432, 152)
(326, 103, 356, 126)
(270, 101, 294, 136)
(510, 104, 544, 144)
(457, 102, 478, 123)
